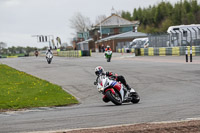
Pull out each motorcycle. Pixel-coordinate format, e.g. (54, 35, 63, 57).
(105, 50, 112, 62)
(35, 51, 38, 57)
(46, 53, 53, 64)
(94, 74, 140, 105)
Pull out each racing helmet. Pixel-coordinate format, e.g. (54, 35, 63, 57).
(95, 66, 104, 76)
(107, 45, 110, 48)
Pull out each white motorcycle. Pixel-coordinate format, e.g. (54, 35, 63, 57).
(46, 53, 53, 64)
(94, 74, 140, 105)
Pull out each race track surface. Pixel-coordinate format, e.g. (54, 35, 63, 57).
(0, 53, 200, 133)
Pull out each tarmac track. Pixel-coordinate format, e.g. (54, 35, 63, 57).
(0, 53, 200, 133)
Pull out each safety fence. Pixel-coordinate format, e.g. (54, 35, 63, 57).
(138, 46, 200, 56)
(57, 50, 91, 57)
(58, 50, 82, 57)
(118, 48, 135, 53)
(0, 56, 18, 58)
(29, 50, 91, 57)
(0, 54, 29, 58)
(117, 46, 200, 56)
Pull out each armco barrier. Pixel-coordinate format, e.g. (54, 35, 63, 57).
(172, 47, 180, 56)
(117, 48, 135, 53)
(159, 48, 166, 56)
(29, 50, 91, 57)
(58, 50, 81, 57)
(57, 50, 91, 57)
(132, 46, 200, 56)
(148, 48, 154, 56)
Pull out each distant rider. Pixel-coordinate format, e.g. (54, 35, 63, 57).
(35, 49, 39, 57)
(94, 66, 131, 90)
(46, 48, 53, 57)
(105, 45, 111, 51)
(105, 45, 111, 56)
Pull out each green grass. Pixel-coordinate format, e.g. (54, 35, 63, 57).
(0, 64, 78, 111)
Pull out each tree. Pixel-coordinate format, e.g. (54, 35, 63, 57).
(0, 42, 7, 49)
(69, 12, 92, 32)
(122, 0, 200, 33)
(95, 15, 107, 25)
(16, 46, 24, 54)
(133, 8, 138, 20)
(0, 42, 7, 55)
(121, 11, 132, 21)
(8, 46, 16, 54)
(25, 46, 36, 54)
(115, 10, 122, 16)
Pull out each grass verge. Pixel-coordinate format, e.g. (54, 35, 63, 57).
(0, 64, 78, 111)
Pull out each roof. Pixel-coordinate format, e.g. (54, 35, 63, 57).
(77, 38, 93, 45)
(167, 24, 200, 33)
(95, 14, 139, 28)
(96, 31, 147, 43)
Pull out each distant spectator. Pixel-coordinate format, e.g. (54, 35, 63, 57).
(99, 45, 101, 53)
(101, 45, 105, 52)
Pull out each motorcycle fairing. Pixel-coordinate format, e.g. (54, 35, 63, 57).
(105, 88, 115, 94)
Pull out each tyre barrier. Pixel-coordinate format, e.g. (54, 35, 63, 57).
(118, 46, 200, 56)
(0, 54, 29, 58)
(28, 50, 91, 57)
(58, 50, 82, 57)
(58, 50, 91, 57)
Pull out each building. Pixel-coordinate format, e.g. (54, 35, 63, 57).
(75, 10, 142, 52)
(96, 31, 147, 52)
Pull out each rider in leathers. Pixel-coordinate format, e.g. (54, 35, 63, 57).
(94, 66, 132, 103)
(95, 66, 131, 90)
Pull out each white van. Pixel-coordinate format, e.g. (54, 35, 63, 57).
(130, 37, 149, 48)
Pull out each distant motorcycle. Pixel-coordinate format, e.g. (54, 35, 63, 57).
(46, 53, 53, 64)
(94, 74, 140, 105)
(105, 50, 112, 62)
(35, 51, 38, 57)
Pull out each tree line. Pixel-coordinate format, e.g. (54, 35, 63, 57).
(121, 0, 200, 33)
(0, 45, 48, 56)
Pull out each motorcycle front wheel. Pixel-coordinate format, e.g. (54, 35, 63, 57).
(106, 90, 122, 105)
(131, 92, 140, 103)
(47, 58, 51, 64)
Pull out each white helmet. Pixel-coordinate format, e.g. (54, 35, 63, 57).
(107, 45, 110, 48)
(95, 66, 104, 76)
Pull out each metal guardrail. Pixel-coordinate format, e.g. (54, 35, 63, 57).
(58, 50, 82, 57)
(117, 46, 200, 56)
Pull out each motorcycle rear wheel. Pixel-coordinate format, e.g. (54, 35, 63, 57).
(106, 90, 122, 105)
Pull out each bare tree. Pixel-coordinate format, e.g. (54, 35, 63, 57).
(95, 15, 107, 25)
(116, 10, 122, 16)
(0, 42, 7, 54)
(69, 12, 92, 32)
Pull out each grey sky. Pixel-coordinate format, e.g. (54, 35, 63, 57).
(0, 0, 180, 48)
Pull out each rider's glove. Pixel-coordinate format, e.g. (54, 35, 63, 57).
(106, 72, 110, 76)
(94, 81, 97, 85)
